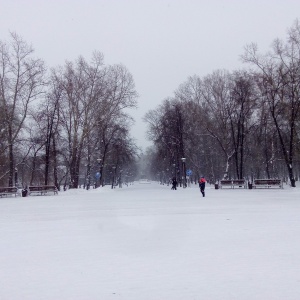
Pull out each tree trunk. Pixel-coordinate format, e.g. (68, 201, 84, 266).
(273, 114, 296, 187)
(8, 142, 14, 187)
(52, 137, 59, 190)
(44, 139, 50, 185)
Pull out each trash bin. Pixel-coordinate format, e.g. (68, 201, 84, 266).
(215, 183, 219, 189)
(22, 189, 28, 197)
(248, 182, 253, 189)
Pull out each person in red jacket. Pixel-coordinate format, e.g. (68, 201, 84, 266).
(199, 176, 206, 197)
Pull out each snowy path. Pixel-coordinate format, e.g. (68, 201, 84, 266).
(1, 183, 300, 300)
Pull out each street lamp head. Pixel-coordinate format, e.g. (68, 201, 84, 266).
(97, 158, 102, 163)
(181, 157, 186, 162)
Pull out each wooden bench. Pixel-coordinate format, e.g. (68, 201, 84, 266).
(0, 187, 18, 197)
(28, 185, 58, 196)
(220, 180, 246, 189)
(253, 179, 282, 189)
(232, 180, 246, 188)
(220, 180, 233, 188)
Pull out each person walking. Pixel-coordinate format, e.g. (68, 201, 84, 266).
(199, 176, 206, 197)
(171, 177, 177, 190)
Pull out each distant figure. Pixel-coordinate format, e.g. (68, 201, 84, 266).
(199, 176, 206, 197)
(171, 177, 177, 190)
(21, 186, 28, 197)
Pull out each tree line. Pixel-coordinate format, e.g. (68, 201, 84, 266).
(144, 20, 300, 187)
(0, 33, 139, 189)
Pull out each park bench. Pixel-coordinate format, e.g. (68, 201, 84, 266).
(232, 179, 247, 188)
(28, 185, 58, 196)
(220, 179, 246, 189)
(220, 180, 233, 188)
(0, 187, 18, 197)
(253, 179, 282, 189)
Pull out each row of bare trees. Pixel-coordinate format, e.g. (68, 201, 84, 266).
(145, 20, 300, 187)
(0, 33, 139, 189)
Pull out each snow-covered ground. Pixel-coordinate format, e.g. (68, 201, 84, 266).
(1, 182, 300, 300)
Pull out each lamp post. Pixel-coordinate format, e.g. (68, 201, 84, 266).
(172, 163, 176, 180)
(111, 166, 116, 189)
(96, 158, 102, 187)
(181, 158, 187, 188)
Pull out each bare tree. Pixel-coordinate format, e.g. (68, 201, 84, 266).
(201, 70, 236, 179)
(174, 76, 220, 183)
(31, 79, 61, 186)
(0, 32, 45, 186)
(51, 53, 138, 189)
(53, 53, 106, 188)
(242, 20, 300, 186)
(229, 71, 257, 179)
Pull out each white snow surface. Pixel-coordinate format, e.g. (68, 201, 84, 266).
(1, 182, 300, 300)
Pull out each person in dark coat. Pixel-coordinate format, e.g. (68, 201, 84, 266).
(171, 177, 177, 190)
(199, 176, 206, 197)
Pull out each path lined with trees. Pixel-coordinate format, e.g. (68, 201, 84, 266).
(2, 21, 300, 189)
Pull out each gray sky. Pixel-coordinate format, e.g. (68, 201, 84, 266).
(1, 0, 300, 150)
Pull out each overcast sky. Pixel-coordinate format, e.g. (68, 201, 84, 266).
(1, 0, 300, 150)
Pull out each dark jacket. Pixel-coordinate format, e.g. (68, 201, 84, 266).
(199, 177, 206, 189)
